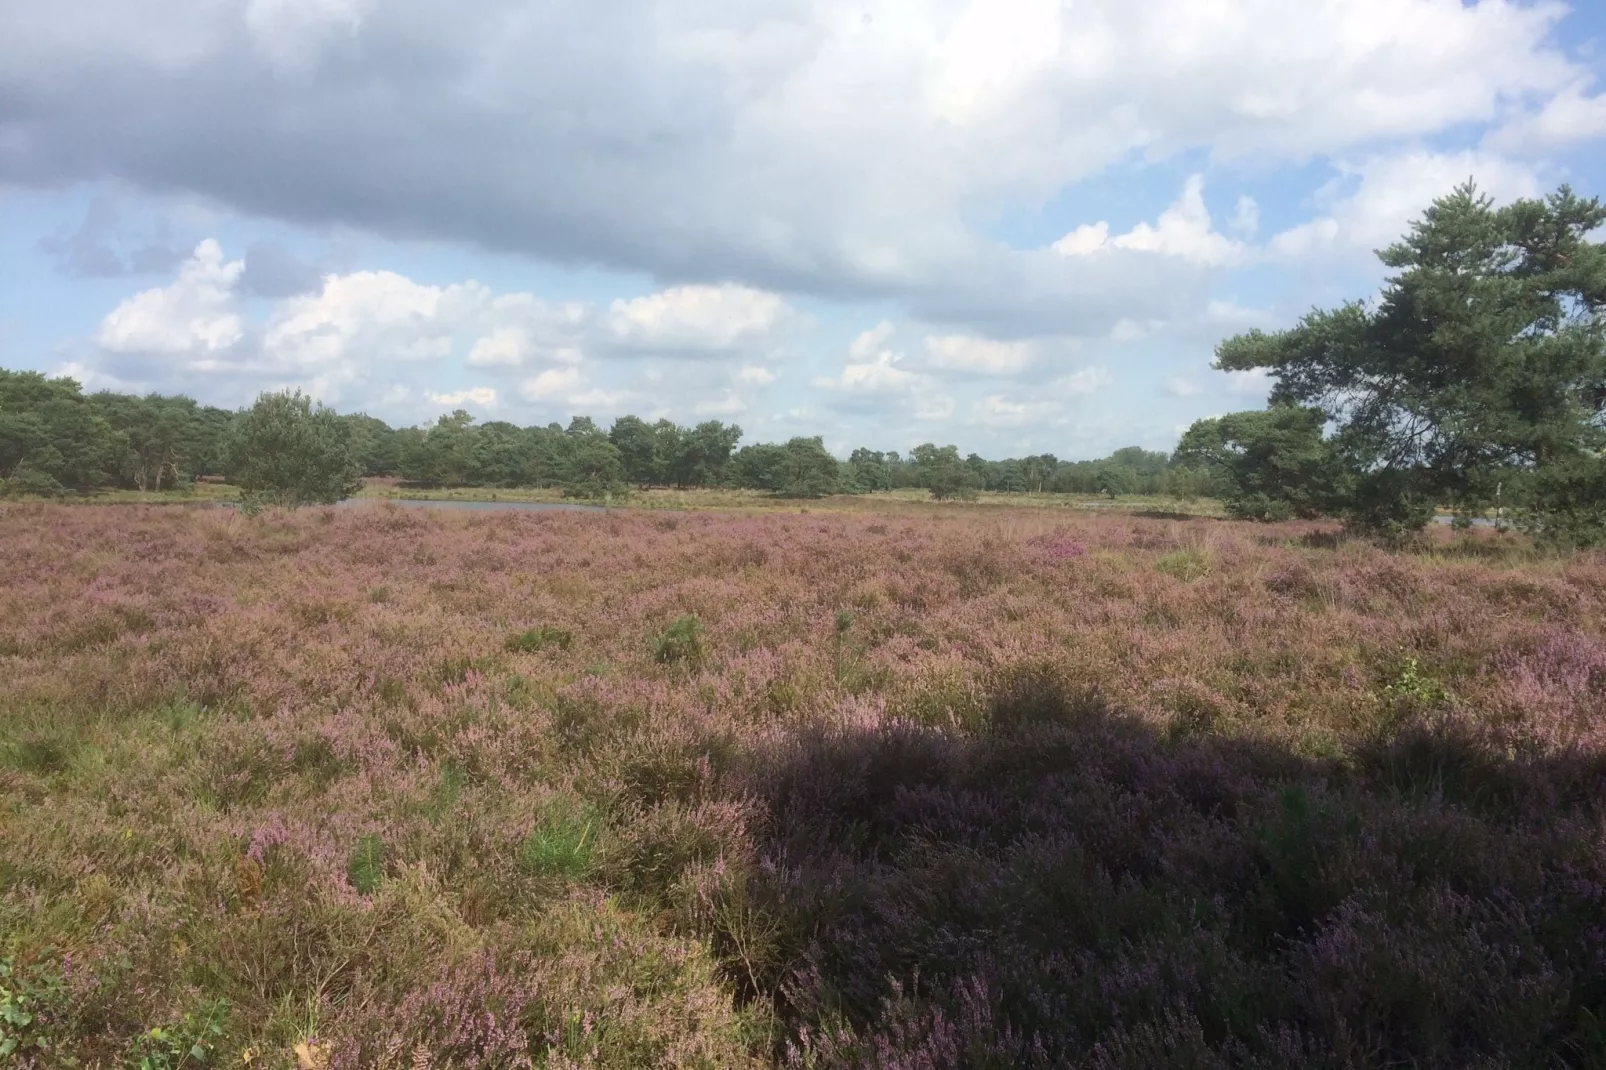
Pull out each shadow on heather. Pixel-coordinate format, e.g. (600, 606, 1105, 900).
(739, 665, 1606, 1069)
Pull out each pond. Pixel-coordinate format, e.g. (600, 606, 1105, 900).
(337, 498, 604, 513)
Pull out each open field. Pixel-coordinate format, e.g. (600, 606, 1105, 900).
(2, 503, 1605, 1067)
(51, 481, 243, 506)
(18, 480, 1227, 519)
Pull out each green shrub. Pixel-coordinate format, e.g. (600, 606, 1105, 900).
(1380, 657, 1455, 730)
(1, 729, 77, 776)
(1385, 658, 1452, 707)
(653, 615, 706, 669)
(505, 625, 574, 654)
(0, 468, 67, 500)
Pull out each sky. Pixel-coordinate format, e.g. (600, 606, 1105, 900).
(2, 0, 1605, 460)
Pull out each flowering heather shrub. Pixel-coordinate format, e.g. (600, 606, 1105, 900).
(1, 502, 1605, 1066)
(1026, 530, 1088, 561)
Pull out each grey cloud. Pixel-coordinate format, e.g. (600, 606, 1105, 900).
(238, 241, 325, 298)
(36, 195, 187, 278)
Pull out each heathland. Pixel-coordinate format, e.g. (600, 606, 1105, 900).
(3, 501, 1604, 1068)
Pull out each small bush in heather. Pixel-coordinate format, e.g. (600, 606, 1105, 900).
(1385, 657, 1453, 710)
(1156, 547, 1212, 582)
(505, 625, 573, 654)
(519, 801, 600, 880)
(653, 614, 706, 669)
(346, 834, 386, 895)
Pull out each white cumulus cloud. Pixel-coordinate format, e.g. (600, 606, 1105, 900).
(607, 285, 791, 350)
(265, 270, 465, 371)
(923, 335, 1033, 375)
(1268, 150, 1545, 260)
(425, 386, 498, 407)
(96, 239, 245, 356)
(1053, 175, 1247, 267)
(1486, 82, 1606, 153)
(520, 366, 583, 400)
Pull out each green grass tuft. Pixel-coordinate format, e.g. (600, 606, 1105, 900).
(346, 834, 387, 895)
(519, 802, 599, 880)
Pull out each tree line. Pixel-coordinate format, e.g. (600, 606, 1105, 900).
(0, 370, 1212, 505)
(1175, 182, 1606, 547)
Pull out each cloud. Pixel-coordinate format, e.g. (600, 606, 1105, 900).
(77, 238, 801, 418)
(1163, 376, 1201, 397)
(95, 239, 244, 356)
(1267, 150, 1545, 260)
(923, 334, 1033, 375)
(1205, 299, 1270, 326)
(466, 327, 531, 367)
(849, 322, 895, 361)
(837, 353, 919, 393)
(1051, 223, 1111, 257)
(569, 386, 631, 409)
(736, 363, 777, 384)
(1053, 367, 1113, 396)
(245, 0, 374, 69)
(1, 0, 1583, 327)
(263, 269, 464, 374)
(823, 322, 920, 393)
(1052, 175, 1247, 267)
(38, 195, 187, 278)
(1486, 81, 1606, 153)
(694, 390, 747, 416)
(519, 366, 583, 400)
(1223, 367, 1275, 398)
(913, 395, 956, 422)
(1108, 319, 1152, 343)
(238, 241, 327, 298)
(605, 285, 792, 351)
(974, 393, 1061, 428)
(1230, 196, 1259, 238)
(426, 386, 497, 407)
